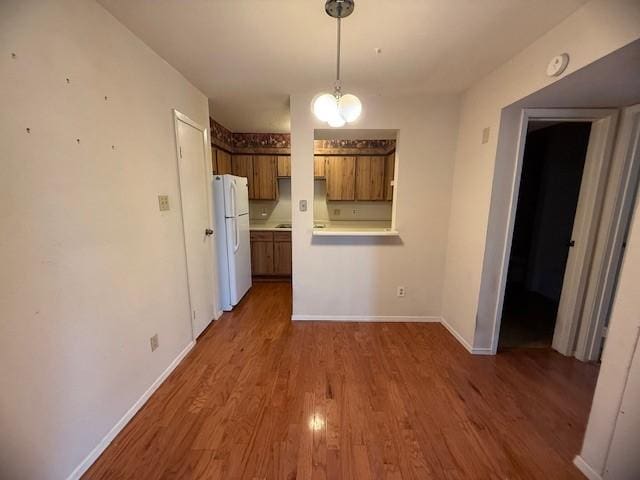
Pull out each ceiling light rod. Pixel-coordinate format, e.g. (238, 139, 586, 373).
(335, 16, 341, 94)
(312, 0, 361, 127)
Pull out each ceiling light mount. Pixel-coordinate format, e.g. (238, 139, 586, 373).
(325, 0, 355, 19)
(313, 0, 361, 127)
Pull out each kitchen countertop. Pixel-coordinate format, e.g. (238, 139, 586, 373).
(249, 220, 396, 235)
(249, 220, 291, 232)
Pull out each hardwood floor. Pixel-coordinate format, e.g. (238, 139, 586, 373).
(84, 283, 598, 479)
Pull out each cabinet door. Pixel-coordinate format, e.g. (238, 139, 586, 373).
(277, 156, 291, 177)
(273, 241, 292, 275)
(253, 155, 278, 200)
(250, 241, 274, 275)
(217, 149, 233, 175)
(355, 156, 386, 201)
(232, 155, 255, 198)
(212, 147, 219, 174)
(384, 152, 395, 201)
(314, 156, 326, 178)
(325, 156, 356, 201)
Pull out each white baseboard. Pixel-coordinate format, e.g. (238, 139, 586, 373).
(292, 314, 493, 355)
(65, 341, 195, 480)
(573, 455, 602, 480)
(291, 314, 441, 323)
(440, 317, 492, 355)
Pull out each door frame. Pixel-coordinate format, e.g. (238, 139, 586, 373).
(490, 108, 618, 356)
(574, 104, 640, 361)
(172, 109, 217, 340)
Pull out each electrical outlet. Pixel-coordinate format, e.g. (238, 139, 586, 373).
(334, 208, 341, 216)
(397, 286, 406, 297)
(150, 334, 159, 352)
(158, 195, 170, 211)
(352, 209, 359, 216)
(299, 199, 307, 212)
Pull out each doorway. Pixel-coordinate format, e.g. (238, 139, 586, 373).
(173, 110, 217, 339)
(499, 122, 591, 349)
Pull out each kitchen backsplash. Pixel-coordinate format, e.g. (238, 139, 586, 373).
(249, 179, 292, 221)
(249, 178, 392, 223)
(314, 181, 393, 221)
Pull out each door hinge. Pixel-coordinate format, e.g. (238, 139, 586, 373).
(602, 326, 608, 338)
(179, 146, 183, 158)
(193, 310, 196, 320)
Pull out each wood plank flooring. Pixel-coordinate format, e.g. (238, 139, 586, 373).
(84, 283, 598, 479)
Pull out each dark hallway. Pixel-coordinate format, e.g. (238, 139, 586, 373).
(499, 121, 592, 349)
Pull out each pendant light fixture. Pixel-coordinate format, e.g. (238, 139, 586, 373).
(312, 0, 362, 127)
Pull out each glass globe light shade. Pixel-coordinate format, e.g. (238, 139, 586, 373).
(338, 94, 362, 123)
(312, 93, 338, 122)
(327, 110, 346, 127)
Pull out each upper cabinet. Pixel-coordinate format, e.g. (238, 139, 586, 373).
(325, 156, 356, 201)
(213, 147, 232, 175)
(231, 154, 278, 200)
(355, 156, 386, 201)
(252, 155, 279, 200)
(232, 155, 255, 198)
(314, 156, 326, 178)
(277, 156, 291, 177)
(385, 152, 395, 201)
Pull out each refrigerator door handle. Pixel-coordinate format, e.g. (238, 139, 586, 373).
(229, 180, 237, 218)
(233, 218, 240, 253)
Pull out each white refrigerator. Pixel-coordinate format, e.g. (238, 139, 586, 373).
(213, 174, 252, 311)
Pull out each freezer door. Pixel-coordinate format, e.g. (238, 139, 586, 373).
(225, 214, 252, 306)
(222, 175, 249, 217)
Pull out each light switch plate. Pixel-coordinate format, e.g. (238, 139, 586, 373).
(158, 195, 170, 211)
(150, 334, 159, 352)
(481, 127, 490, 144)
(299, 199, 307, 212)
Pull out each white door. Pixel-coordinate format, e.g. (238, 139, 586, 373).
(174, 111, 216, 338)
(552, 113, 618, 355)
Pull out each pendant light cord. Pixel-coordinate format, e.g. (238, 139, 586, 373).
(335, 17, 342, 94)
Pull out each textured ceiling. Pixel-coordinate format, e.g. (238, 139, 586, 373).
(98, 0, 588, 132)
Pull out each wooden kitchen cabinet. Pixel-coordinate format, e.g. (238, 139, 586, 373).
(325, 156, 356, 201)
(314, 156, 326, 178)
(250, 230, 291, 277)
(355, 156, 386, 201)
(250, 231, 274, 275)
(273, 231, 292, 275)
(213, 147, 232, 175)
(253, 155, 279, 200)
(231, 155, 255, 197)
(385, 152, 395, 201)
(277, 156, 291, 177)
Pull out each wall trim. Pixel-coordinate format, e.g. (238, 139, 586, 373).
(292, 315, 493, 355)
(291, 314, 441, 323)
(65, 341, 195, 480)
(440, 317, 492, 355)
(573, 455, 603, 480)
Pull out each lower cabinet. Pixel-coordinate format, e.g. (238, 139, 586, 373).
(250, 230, 291, 277)
(250, 231, 274, 275)
(273, 232, 292, 275)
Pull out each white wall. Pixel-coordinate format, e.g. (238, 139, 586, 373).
(0, 1, 209, 479)
(441, 0, 640, 349)
(578, 189, 640, 479)
(290, 94, 460, 319)
(577, 107, 640, 479)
